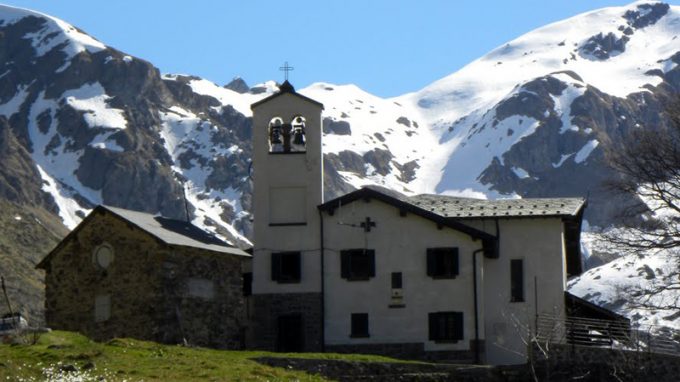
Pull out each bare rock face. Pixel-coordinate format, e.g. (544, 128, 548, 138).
(224, 77, 249, 94)
(323, 118, 352, 135)
(580, 33, 630, 60)
(0, 118, 55, 210)
(623, 2, 669, 29)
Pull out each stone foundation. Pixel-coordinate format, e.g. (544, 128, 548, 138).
(326, 340, 483, 363)
(250, 292, 322, 351)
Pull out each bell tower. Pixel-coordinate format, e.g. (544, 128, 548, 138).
(249, 79, 324, 351)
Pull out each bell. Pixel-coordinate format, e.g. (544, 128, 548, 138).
(293, 128, 305, 145)
(270, 127, 282, 145)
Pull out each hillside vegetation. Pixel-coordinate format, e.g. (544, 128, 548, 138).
(0, 201, 67, 325)
(0, 331, 405, 381)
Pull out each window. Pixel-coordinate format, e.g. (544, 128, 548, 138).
(510, 259, 524, 302)
(92, 243, 114, 269)
(271, 252, 301, 283)
(391, 272, 402, 289)
(340, 249, 375, 280)
(186, 278, 215, 300)
(426, 248, 459, 278)
(351, 313, 369, 338)
(428, 311, 463, 342)
(243, 272, 252, 296)
(94, 294, 111, 322)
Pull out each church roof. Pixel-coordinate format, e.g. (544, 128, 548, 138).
(37, 205, 248, 269)
(409, 194, 586, 219)
(320, 186, 585, 226)
(318, 186, 497, 243)
(100, 206, 249, 256)
(250, 80, 324, 109)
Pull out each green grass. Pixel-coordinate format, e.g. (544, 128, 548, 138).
(0, 331, 402, 381)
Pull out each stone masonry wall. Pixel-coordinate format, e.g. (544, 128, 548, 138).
(532, 344, 680, 382)
(43, 209, 247, 348)
(250, 293, 322, 351)
(325, 340, 481, 363)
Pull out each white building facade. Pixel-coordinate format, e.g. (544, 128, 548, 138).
(249, 82, 587, 365)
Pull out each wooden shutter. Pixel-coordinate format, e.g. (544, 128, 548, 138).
(391, 272, 402, 289)
(453, 311, 464, 340)
(428, 312, 438, 340)
(341, 251, 351, 279)
(511, 259, 524, 302)
(452, 248, 460, 276)
(271, 252, 281, 281)
(426, 249, 435, 276)
(287, 252, 301, 282)
(242, 272, 252, 296)
(367, 250, 376, 277)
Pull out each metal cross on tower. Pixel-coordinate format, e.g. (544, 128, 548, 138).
(279, 61, 294, 81)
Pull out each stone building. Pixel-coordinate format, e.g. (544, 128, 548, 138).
(37, 205, 250, 348)
(248, 81, 622, 365)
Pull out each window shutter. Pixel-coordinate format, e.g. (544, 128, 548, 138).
(453, 312, 464, 340)
(271, 252, 281, 281)
(341, 251, 350, 279)
(452, 248, 459, 276)
(426, 249, 435, 276)
(291, 252, 301, 281)
(368, 250, 376, 277)
(511, 259, 524, 302)
(391, 272, 402, 289)
(428, 312, 438, 340)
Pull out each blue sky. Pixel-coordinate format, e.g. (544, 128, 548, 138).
(4, 1, 678, 97)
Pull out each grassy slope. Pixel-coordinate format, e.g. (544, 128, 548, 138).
(0, 201, 67, 325)
(0, 331, 401, 381)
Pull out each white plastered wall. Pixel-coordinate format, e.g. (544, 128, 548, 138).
(251, 92, 324, 294)
(322, 200, 484, 352)
(472, 218, 567, 365)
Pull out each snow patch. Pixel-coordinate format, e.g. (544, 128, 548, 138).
(62, 83, 127, 129)
(0, 5, 106, 71)
(574, 139, 599, 163)
(512, 167, 530, 179)
(35, 165, 89, 229)
(553, 153, 574, 168)
(0, 85, 29, 117)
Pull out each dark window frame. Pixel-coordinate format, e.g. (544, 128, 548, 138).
(242, 272, 252, 296)
(428, 311, 463, 342)
(510, 259, 524, 302)
(271, 251, 302, 283)
(426, 247, 459, 279)
(350, 313, 369, 338)
(391, 272, 403, 289)
(340, 249, 376, 281)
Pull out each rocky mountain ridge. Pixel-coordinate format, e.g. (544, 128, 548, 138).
(0, 2, 679, 325)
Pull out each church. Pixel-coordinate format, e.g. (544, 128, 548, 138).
(247, 80, 599, 365)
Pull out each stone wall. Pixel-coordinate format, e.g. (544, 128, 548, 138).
(250, 293, 322, 351)
(325, 340, 481, 363)
(42, 209, 247, 348)
(531, 344, 680, 382)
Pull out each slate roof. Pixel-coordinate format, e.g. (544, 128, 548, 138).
(102, 206, 249, 256)
(318, 186, 497, 243)
(320, 185, 586, 220)
(37, 205, 249, 269)
(409, 194, 586, 219)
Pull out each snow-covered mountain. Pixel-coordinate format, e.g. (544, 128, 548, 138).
(0, 2, 679, 324)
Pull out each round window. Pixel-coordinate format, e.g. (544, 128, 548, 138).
(93, 244, 114, 269)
